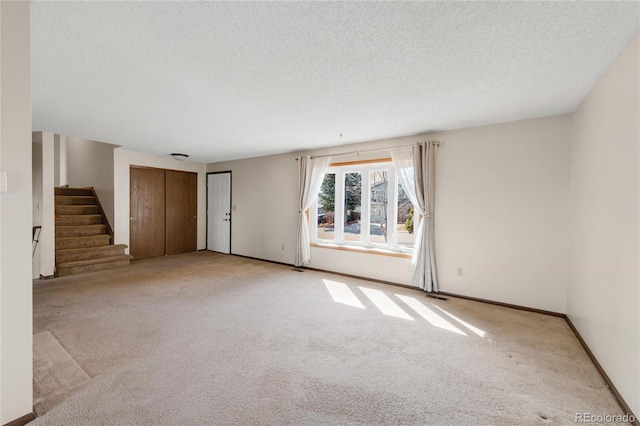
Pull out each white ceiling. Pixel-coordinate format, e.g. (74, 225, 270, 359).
(31, 1, 639, 163)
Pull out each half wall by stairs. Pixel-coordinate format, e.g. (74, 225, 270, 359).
(55, 187, 131, 276)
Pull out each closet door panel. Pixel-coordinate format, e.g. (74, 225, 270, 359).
(165, 170, 197, 255)
(130, 167, 166, 260)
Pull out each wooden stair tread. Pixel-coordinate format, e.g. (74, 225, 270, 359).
(56, 206, 100, 214)
(56, 244, 128, 254)
(55, 187, 94, 196)
(56, 214, 104, 225)
(56, 224, 106, 229)
(56, 235, 110, 241)
(55, 195, 96, 201)
(57, 255, 132, 268)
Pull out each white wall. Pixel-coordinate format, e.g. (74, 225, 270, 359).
(431, 115, 572, 312)
(207, 114, 572, 313)
(52, 133, 67, 187)
(568, 35, 639, 417)
(0, 1, 33, 423)
(309, 247, 413, 285)
(114, 149, 207, 254)
(40, 132, 56, 278)
(30, 132, 56, 279)
(53, 134, 60, 186)
(207, 154, 299, 264)
(66, 137, 117, 227)
(32, 134, 43, 278)
(57, 134, 66, 186)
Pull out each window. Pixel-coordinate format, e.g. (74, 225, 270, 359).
(313, 160, 414, 253)
(317, 173, 335, 241)
(343, 172, 362, 242)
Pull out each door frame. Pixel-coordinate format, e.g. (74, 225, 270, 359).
(206, 171, 232, 254)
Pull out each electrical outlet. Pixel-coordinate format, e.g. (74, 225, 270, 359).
(457, 267, 464, 277)
(281, 244, 285, 251)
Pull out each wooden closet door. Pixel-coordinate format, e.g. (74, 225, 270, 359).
(130, 167, 166, 260)
(165, 170, 197, 255)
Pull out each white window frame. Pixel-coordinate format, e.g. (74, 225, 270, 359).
(311, 161, 413, 254)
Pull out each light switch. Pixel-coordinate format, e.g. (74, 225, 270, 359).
(0, 171, 6, 192)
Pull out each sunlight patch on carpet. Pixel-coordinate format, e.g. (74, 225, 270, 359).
(359, 287, 414, 321)
(431, 303, 487, 337)
(33, 331, 89, 401)
(396, 295, 466, 335)
(323, 279, 365, 309)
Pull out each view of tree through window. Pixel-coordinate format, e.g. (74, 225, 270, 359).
(344, 173, 362, 241)
(397, 183, 414, 248)
(317, 173, 335, 240)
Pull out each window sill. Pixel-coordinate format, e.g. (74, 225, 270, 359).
(310, 242, 412, 259)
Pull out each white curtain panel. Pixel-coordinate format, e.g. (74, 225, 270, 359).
(391, 146, 420, 208)
(413, 141, 439, 292)
(295, 155, 331, 267)
(392, 142, 439, 292)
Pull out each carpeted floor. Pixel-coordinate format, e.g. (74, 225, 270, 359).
(31, 251, 623, 425)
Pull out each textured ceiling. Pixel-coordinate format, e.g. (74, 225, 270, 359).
(31, 1, 639, 163)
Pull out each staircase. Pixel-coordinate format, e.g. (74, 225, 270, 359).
(55, 187, 131, 277)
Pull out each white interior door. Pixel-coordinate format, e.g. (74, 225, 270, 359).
(207, 173, 231, 254)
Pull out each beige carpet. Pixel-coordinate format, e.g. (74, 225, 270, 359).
(32, 251, 623, 425)
(33, 331, 89, 400)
